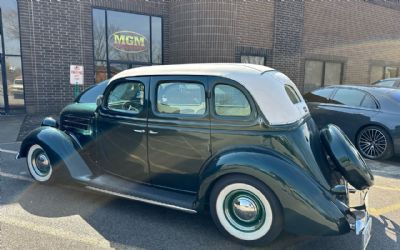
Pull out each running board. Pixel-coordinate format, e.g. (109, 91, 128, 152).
(83, 174, 197, 214)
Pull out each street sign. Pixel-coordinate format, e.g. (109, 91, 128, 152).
(70, 65, 84, 85)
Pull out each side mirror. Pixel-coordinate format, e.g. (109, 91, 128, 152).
(96, 95, 104, 107)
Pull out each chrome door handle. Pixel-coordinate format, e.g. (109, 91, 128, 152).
(133, 129, 146, 133)
(149, 130, 158, 135)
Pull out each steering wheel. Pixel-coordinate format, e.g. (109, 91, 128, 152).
(123, 102, 140, 113)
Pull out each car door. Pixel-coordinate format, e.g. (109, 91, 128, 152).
(317, 88, 379, 141)
(95, 77, 149, 182)
(147, 76, 210, 192)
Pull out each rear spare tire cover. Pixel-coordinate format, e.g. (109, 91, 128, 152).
(320, 124, 374, 190)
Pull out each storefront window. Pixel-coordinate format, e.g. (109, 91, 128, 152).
(369, 65, 399, 83)
(151, 17, 162, 64)
(240, 55, 265, 65)
(370, 65, 384, 84)
(304, 60, 343, 93)
(93, 9, 162, 83)
(0, 0, 24, 111)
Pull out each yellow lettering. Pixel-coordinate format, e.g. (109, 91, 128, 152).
(113, 34, 125, 45)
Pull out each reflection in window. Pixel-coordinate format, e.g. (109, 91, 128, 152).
(214, 84, 251, 117)
(370, 65, 384, 84)
(1, 0, 21, 55)
(6, 56, 24, 108)
(107, 82, 144, 114)
(240, 55, 265, 65)
(93, 9, 106, 61)
(304, 60, 343, 93)
(303, 88, 335, 103)
(331, 89, 365, 107)
(95, 61, 107, 83)
(92, 9, 163, 82)
(157, 82, 206, 115)
(152, 17, 162, 64)
(304, 60, 323, 93)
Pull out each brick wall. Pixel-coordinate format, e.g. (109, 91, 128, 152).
(272, 1, 305, 91)
(303, 1, 400, 84)
(18, 0, 168, 114)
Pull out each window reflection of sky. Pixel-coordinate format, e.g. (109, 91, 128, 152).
(1, 0, 21, 55)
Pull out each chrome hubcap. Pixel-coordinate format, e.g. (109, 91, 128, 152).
(223, 190, 265, 232)
(233, 197, 258, 222)
(32, 150, 51, 176)
(358, 129, 387, 159)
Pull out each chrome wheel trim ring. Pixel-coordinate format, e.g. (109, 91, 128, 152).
(358, 128, 387, 159)
(27, 144, 52, 182)
(216, 183, 273, 241)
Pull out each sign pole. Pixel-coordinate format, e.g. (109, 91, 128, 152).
(74, 82, 80, 98)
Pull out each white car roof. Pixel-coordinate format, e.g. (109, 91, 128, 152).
(110, 63, 309, 125)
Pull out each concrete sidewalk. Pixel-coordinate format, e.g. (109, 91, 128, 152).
(0, 115, 25, 144)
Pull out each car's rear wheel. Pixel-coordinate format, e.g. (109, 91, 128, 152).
(210, 175, 283, 246)
(27, 144, 54, 183)
(357, 126, 393, 160)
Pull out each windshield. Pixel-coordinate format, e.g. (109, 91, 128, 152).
(76, 80, 108, 103)
(373, 80, 397, 87)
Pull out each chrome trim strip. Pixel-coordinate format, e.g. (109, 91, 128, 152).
(85, 186, 197, 214)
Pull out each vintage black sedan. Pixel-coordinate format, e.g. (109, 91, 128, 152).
(18, 64, 373, 247)
(304, 85, 400, 160)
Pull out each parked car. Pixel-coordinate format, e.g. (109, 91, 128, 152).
(10, 78, 24, 97)
(373, 78, 400, 88)
(304, 85, 400, 160)
(18, 64, 373, 247)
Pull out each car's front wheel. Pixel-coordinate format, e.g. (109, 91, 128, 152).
(210, 175, 283, 246)
(357, 126, 394, 160)
(27, 144, 54, 183)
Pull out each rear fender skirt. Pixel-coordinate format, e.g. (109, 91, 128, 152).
(18, 126, 93, 180)
(198, 148, 350, 236)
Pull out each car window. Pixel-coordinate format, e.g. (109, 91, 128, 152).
(156, 82, 206, 115)
(361, 95, 378, 109)
(77, 80, 108, 103)
(303, 88, 334, 103)
(285, 85, 302, 104)
(214, 84, 251, 117)
(107, 81, 144, 114)
(331, 88, 365, 106)
(374, 80, 396, 87)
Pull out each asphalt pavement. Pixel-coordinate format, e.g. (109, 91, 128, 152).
(0, 116, 399, 250)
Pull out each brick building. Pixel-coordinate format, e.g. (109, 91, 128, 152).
(0, 0, 399, 114)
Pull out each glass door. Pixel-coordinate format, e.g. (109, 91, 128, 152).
(0, 53, 5, 110)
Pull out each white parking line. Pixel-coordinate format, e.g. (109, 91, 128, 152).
(371, 169, 400, 177)
(0, 171, 33, 182)
(0, 148, 19, 155)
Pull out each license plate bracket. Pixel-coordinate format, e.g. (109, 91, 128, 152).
(361, 217, 372, 250)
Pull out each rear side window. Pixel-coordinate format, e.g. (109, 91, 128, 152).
(303, 88, 334, 103)
(285, 85, 302, 104)
(214, 84, 251, 117)
(157, 82, 206, 115)
(331, 89, 365, 106)
(374, 80, 396, 87)
(361, 95, 378, 109)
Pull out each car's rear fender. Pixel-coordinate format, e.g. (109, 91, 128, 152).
(18, 126, 93, 181)
(198, 147, 351, 236)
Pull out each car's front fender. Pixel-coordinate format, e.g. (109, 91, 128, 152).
(198, 147, 350, 236)
(18, 126, 93, 181)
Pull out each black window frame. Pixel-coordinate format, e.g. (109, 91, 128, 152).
(304, 59, 344, 91)
(92, 7, 163, 82)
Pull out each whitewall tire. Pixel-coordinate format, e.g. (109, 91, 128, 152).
(210, 175, 283, 246)
(27, 144, 53, 183)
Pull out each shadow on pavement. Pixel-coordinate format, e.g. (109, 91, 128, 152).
(11, 181, 304, 250)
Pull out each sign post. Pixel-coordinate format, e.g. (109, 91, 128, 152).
(70, 65, 84, 98)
